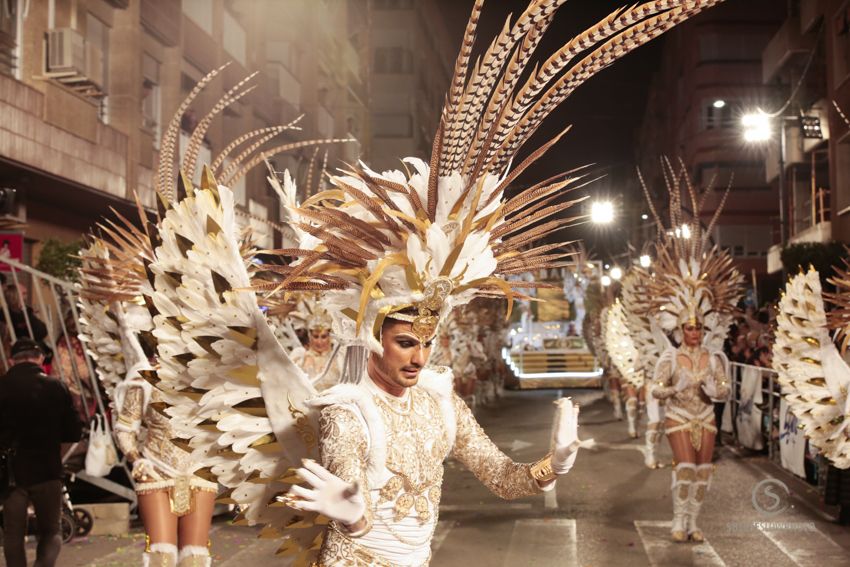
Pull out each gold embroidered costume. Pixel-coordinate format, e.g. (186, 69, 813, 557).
(114, 383, 217, 514)
(651, 347, 729, 451)
(313, 371, 541, 567)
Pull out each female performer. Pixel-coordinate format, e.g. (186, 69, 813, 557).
(651, 313, 729, 542)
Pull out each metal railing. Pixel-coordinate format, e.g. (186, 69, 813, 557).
(0, 254, 137, 508)
(726, 362, 827, 494)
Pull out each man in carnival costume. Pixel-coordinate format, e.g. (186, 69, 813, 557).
(132, 2, 726, 566)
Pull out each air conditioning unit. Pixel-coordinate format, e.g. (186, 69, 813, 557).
(85, 43, 104, 89)
(46, 28, 86, 76)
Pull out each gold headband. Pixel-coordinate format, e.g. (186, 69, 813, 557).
(385, 277, 453, 343)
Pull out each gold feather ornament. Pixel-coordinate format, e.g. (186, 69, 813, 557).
(262, 1, 727, 354)
(86, 1, 730, 564)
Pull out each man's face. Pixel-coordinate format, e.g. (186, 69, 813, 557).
(308, 328, 331, 353)
(682, 322, 703, 348)
(368, 321, 433, 395)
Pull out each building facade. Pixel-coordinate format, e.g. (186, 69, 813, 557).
(635, 0, 784, 279)
(366, 0, 453, 172)
(0, 0, 371, 263)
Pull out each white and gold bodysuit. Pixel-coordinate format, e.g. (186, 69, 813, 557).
(113, 380, 217, 513)
(292, 346, 343, 391)
(650, 347, 730, 451)
(310, 368, 545, 567)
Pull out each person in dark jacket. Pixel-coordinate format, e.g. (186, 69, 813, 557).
(0, 338, 82, 567)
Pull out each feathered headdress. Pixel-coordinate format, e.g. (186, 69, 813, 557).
(257, 1, 726, 353)
(640, 157, 743, 347)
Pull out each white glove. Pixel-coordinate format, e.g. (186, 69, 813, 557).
(132, 458, 164, 482)
(280, 459, 366, 526)
(551, 398, 582, 475)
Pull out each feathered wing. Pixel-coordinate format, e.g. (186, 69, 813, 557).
(621, 269, 670, 379)
(604, 300, 644, 388)
(77, 242, 128, 398)
(148, 170, 325, 560)
(773, 269, 850, 469)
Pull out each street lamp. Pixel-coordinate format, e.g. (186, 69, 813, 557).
(741, 108, 789, 246)
(639, 254, 651, 268)
(600, 275, 612, 287)
(713, 99, 726, 109)
(590, 200, 614, 224)
(741, 110, 771, 142)
(610, 266, 623, 280)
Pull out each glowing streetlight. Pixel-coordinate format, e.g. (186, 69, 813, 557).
(641, 213, 649, 220)
(713, 99, 726, 109)
(610, 266, 623, 280)
(590, 200, 614, 224)
(741, 109, 771, 142)
(639, 254, 651, 268)
(681, 224, 691, 239)
(601, 275, 612, 287)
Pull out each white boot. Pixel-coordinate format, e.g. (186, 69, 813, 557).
(178, 545, 211, 567)
(687, 464, 714, 542)
(671, 463, 695, 543)
(612, 393, 623, 420)
(144, 542, 178, 567)
(626, 397, 638, 438)
(644, 424, 660, 469)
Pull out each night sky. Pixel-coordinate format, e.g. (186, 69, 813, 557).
(435, 0, 666, 262)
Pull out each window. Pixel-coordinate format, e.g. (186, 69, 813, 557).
(86, 13, 110, 122)
(223, 9, 247, 67)
(373, 47, 412, 74)
(183, 0, 213, 35)
(373, 113, 412, 137)
(714, 224, 772, 257)
(142, 53, 161, 145)
(178, 130, 212, 185)
(0, 0, 19, 77)
(702, 101, 736, 130)
(698, 32, 769, 63)
(696, 161, 765, 188)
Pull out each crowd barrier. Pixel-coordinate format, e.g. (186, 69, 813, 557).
(725, 362, 828, 495)
(0, 255, 137, 507)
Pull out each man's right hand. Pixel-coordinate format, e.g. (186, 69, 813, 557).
(280, 459, 366, 528)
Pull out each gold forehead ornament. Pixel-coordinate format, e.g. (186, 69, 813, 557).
(388, 277, 453, 342)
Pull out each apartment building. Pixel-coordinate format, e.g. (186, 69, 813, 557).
(635, 0, 784, 277)
(762, 0, 850, 267)
(0, 0, 369, 263)
(367, 0, 453, 172)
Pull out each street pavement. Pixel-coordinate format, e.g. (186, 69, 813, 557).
(6, 387, 850, 566)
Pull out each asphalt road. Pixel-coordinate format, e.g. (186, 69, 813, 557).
(6, 388, 849, 566)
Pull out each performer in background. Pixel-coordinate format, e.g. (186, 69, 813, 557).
(290, 300, 343, 391)
(652, 314, 730, 542)
(645, 159, 743, 543)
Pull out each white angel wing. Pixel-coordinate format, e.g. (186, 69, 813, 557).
(773, 269, 850, 468)
(605, 300, 644, 389)
(148, 169, 325, 560)
(77, 242, 128, 398)
(621, 270, 671, 380)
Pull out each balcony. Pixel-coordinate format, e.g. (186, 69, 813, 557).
(268, 62, 301, 112)
(763, 15, 815, 83)
(767, 221, 832, 273)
